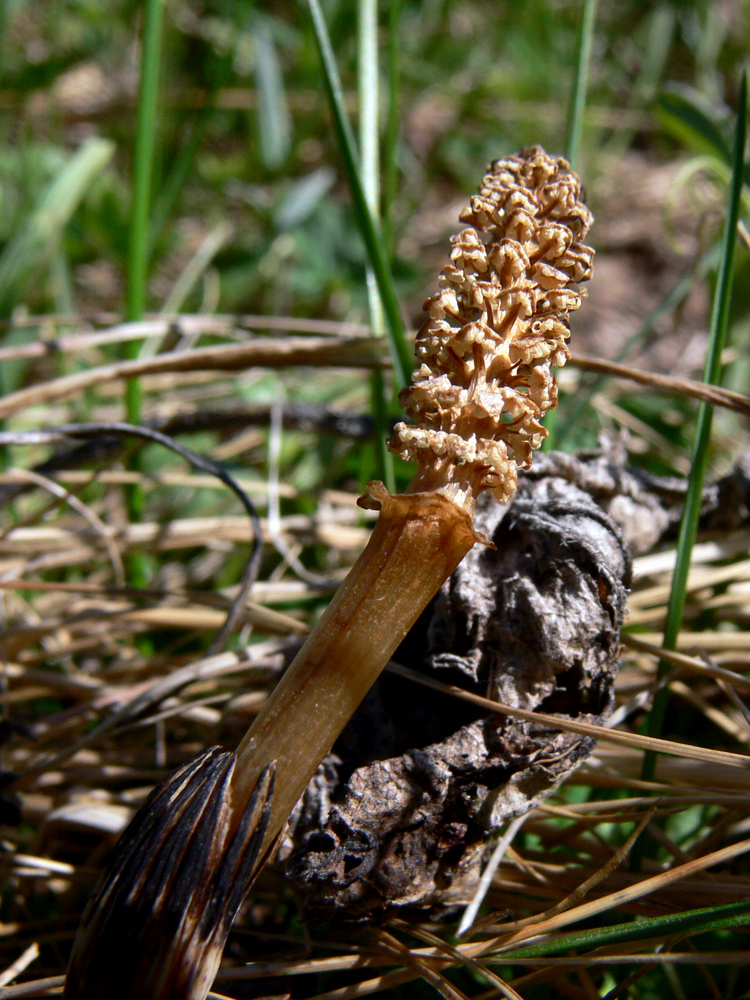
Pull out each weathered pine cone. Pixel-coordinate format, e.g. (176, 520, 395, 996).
(389, 145, 594, 507)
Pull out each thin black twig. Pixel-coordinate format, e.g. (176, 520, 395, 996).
(0, 403, 379, 507)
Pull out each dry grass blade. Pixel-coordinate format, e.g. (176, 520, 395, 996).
(3, 330, 750, 424)
(0, 986, 236, 1000)
(2, 420, 265, 655)
(0, 947, 40, 991)
(0, 336, 385, 419)
(487, 811, 654, 934)
(370, 929, 470, 1000)
(6, 468, 125, 584)
(0, 313, 371, 363)
(389, 920, 526, 1000)
(622, 632, 750, 694)
(302, 969, 416, 1000)
(478, 834, 750, 951)
(568, 351, 750, 415)
(387, 663, 750, 771)
(458, 815, 528, 937)
(0, 977, 65, 998)
(0, 580, 309, 635)
(627, 631, 750, 652)
(9, 647, 283, 789)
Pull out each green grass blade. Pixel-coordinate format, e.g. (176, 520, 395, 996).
(306, 0, 412, 390)
(127, 0, 165, 327)
(149, 112, 207, 251)
(545, 0, 598, 449)
(382, 0, 401, 257)
(632, 4, 675, 109)
(254, 20, 292, 171)
(565, 0, 599, 167)
(381, 0, 403, 489)
(358, 0, 395, 491)
(640, 73, 748, 783)
(125, 0, 165, 580)
(499, 898, 750, 961)
(658, 88, 732, 163)
(0, 137, 115, 316)
(126, 0, 165, 429)
(358, 0, 380, 241)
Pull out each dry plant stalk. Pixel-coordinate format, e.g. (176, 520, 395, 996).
(229, 145, 594, 858)
(65, 146, 593, 1000)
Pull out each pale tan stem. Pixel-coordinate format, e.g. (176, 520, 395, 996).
(230, 481, 479, 857)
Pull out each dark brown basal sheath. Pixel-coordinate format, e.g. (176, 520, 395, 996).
(65, 147, 594, 1000)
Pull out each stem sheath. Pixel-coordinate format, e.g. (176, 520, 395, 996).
(230, 482, 479, 855)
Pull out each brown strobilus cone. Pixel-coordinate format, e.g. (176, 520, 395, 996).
(64, 147, 594, 1000)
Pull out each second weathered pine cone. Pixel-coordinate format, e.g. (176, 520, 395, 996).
(390, 145, 594, 509)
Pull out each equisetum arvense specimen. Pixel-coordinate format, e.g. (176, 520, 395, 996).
(229, 145, 595, 858)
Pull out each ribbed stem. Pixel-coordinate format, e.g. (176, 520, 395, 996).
(230, 482, 479, 857)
